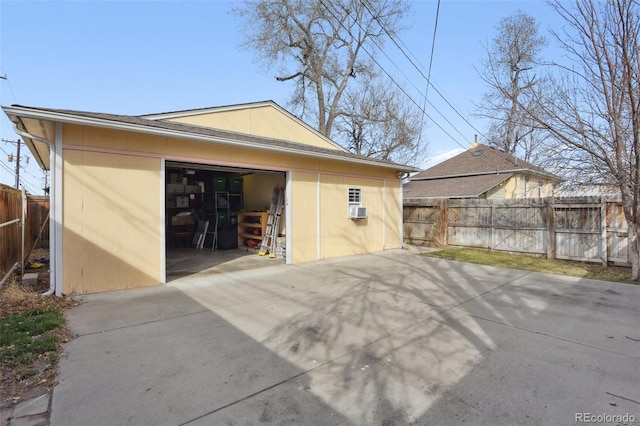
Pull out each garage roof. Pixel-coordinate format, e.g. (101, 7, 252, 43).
(3, 104, 419, 173)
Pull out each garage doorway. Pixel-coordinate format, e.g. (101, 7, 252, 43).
(164, 161, 287, 280)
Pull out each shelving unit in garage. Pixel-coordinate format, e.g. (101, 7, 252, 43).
(237, 211, 267, 249)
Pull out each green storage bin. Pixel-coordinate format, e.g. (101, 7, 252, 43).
(213, 177, 228, 191)
(216, 213, 228, 226)
(229, 177, 243, 193)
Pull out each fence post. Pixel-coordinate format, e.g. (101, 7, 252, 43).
(546, 196, 555, 259)
(442, 199, 448, 246)
(600, 196, 608, 265)
(21, 188, 26, 274)
(489, 203, 494, 251)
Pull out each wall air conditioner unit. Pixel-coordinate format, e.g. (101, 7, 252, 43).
(348, 206, 367, 219)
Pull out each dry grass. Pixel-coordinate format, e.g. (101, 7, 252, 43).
(0, 270, 77, 410)
(426, 247, 636, 284)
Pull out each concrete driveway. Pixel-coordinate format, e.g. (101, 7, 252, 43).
(51, 249, 640, 426)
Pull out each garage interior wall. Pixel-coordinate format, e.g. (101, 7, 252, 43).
(63, 149, 162, 294)
(243, 174, 285, 211)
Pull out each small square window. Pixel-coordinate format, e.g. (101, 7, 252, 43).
(348, 188, 362, 205)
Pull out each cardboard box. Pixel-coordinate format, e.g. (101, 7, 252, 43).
(166, 197, 176, 208)
(171, 215, 194, 226)
(193, 181, 205, 193)
(176, 196, 189, 208)
(185, 184, 201, 193)
(167, 184, 185, 194)
(169, 173, 182, 184)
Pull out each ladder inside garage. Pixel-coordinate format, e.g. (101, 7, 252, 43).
(259, 187, 284, 258)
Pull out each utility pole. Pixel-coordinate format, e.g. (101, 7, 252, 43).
(2, 138, 26, 189)
(15, 139, 20, 188)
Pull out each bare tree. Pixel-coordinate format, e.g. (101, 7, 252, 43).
(233, 0, 410, 139)
(475, 11, 548, 160)
(334, 78, 423, 164)
(516, 0, 640, 278)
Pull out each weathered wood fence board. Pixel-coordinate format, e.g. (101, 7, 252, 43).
(0, 184, 50, 274)
(403, 196, 630, 265)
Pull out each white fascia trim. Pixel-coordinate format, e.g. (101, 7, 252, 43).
(160, 158, 167, 283)
(317, 173, 321, 260)
(383, 179, 387, 250)
(285, 171, 293, 265)
(4, 106, 415, 172)
(398, 182, 403, 248)
(54, 123, 63, 297)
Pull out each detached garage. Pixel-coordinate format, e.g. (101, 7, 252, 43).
(3, 101, 416, 295)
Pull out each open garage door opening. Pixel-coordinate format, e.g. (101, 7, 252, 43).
(164, 161, 287, 280)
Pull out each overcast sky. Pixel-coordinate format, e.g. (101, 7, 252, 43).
(0, 0, 564, 194)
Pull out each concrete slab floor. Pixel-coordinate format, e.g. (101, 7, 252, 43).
(166, 247, 284, 280)
(50, 250, 640, 426)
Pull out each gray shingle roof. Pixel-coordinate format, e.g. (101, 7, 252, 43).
(6, 105, 417, 172)
(411, 143, 560, 181)
(403, 173, 512, 199)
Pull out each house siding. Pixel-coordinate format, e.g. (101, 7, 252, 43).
(501, 174, 556, 199)
(63, 150, 162, 294)
(164, 105, 340, 151)
(60, 123, 401, 293)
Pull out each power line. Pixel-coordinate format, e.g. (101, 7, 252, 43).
(357, 0, 487, 140)
(317, 0, 503, 174)
(0, 67, 19, 104)
(358, 15, 471, 143)
(0, 159, 38, 193)
(423, 0, 441, 126)
(1, 138, 41, 191)
(319, 0, 473, 151)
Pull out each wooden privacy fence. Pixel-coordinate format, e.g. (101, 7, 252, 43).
(403, 196, 630, 265)
(0, 184, 50, 274)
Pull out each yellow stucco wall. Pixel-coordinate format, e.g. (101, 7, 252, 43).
(288, 173, 401, 262)
(63, 124, 392, 179)
(63, 150, 162, 294)
(491, 174, 556, 199)
(290, 172, 319, 263)
(61, 123, 402, 292)
(320, 175, 384, 257)
(164, 105, 341, 151)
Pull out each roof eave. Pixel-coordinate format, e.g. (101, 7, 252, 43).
(5, 114, 49, 170)
(410, 169, 561, 182)
(404, 173, 511, 199)
(3, 105, 417, 173)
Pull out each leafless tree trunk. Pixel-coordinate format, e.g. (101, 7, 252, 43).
(475, 11, 548, 161)
(517, 0, 640, 278)
(234, 0, 410, 139)
(334, 79, 424, 164)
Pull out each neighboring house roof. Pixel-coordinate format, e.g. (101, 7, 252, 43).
(405, 143, 561, 199)
(3, 104, 418, 173)
(140, 100, 348, 152)
(411, 143, 560, 181)
(404, 173, 513, 199)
